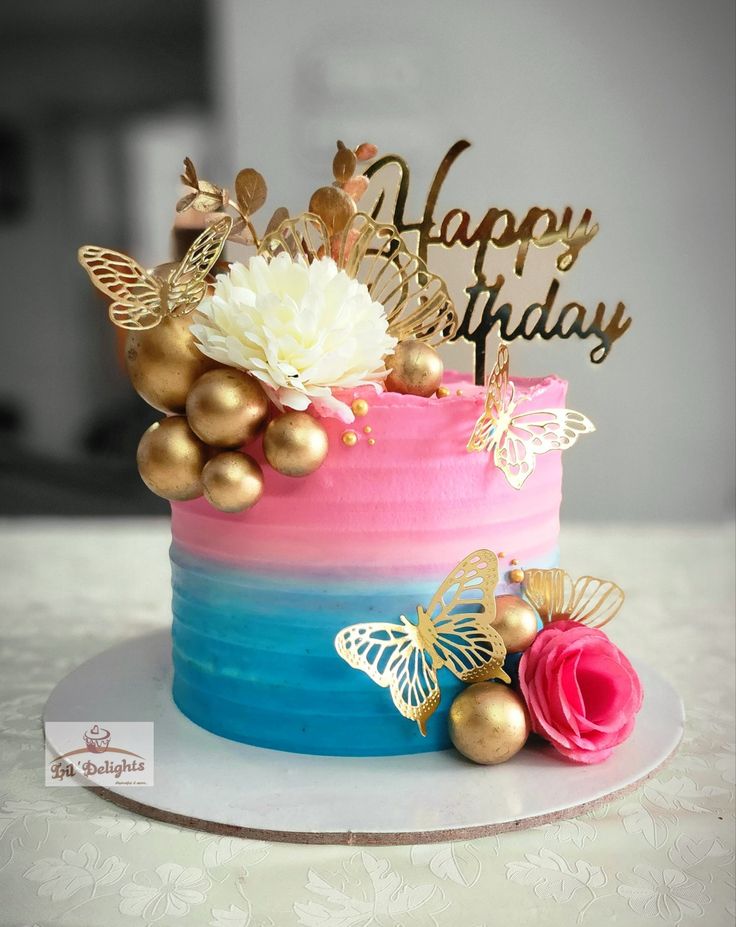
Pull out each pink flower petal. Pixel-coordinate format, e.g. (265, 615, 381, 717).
(517, 618, 643, 764)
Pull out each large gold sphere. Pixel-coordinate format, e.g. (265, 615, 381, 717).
(448, 683, 530, 765)
(136, 416, 209, 501)
(125, 316, 217, 414)
(202, 451, 264, 513)
(385, 341, 444, 398)
(263, 412, 329, 477)
(493, 595, 539, 653)
(186, 369, 270, 448)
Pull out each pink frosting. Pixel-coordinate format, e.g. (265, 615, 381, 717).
(519, 620, 644, 764)
(171, 371, 568, 579)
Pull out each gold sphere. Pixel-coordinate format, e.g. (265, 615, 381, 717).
(341, 430, 358, 447)
(385, 341, 444, 398)
(202, 451, 264, 513)
(136, 416, 209, 501)
(125, 316, 218, 414)
(509, 568, 525, 584)
(493, 595, 539, 653)
(186, 369, 270, 448)
(449, 683, 530, 765)
(263, 412, 329, 477)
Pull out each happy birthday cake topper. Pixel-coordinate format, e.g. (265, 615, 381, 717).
(77, 139, 617, 511)
(363, 140, 632, 382)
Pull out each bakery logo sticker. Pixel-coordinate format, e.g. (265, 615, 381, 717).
(44, 721, 154, 787)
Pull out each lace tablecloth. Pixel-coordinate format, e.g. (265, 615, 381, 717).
(1, 519, 734, 927)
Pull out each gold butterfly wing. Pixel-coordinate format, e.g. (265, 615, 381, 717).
(565, 575, 625, 628)
(334, 620, 439, 734)
(509, 408, 595, 454)
(334, 213, 458, 346)
(167, 215, 233, 317)
(78, 246, 163, 330)
(467, 343, 511, 452)
(523, 569, 624, 628)
(387, 633, 441, 735)
(494, 408, 595, 489)
(421, 549, 510, 684)
(522, 569, 573, 624)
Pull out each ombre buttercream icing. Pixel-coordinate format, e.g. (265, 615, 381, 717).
(171, 371, 565, 756)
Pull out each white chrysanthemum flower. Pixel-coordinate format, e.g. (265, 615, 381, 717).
(190, 253, 397, 422)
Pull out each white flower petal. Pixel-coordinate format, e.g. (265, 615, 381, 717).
(192, 255, 397, 420)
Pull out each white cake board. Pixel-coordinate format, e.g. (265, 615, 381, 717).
(43, 630, 683, 846)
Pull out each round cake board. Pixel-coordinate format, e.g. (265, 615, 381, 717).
(43, 630, 683, 846)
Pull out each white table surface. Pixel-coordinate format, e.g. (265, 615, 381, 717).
(1, 518, 734, 927)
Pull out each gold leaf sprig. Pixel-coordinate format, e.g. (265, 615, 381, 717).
(177, 157, 286, 250)
(177, 157, 229, 213)
(332, 139, 378, 204)
(306, 141, 379, 254)
(235, 168, 268, 216)
(229, 168, 268, 245)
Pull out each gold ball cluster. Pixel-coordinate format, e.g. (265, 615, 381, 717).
(130, 318, 330, 512)
(448, 594, 540, 766)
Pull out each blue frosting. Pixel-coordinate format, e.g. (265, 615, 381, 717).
(171, 545, 559, 756)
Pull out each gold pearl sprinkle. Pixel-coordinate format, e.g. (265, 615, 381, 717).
(363, 425, 372, 434)
(510, 558, 518, 566)
(498, 551, 506, 559)
(341, 430, 358, 447)
(509, 568, 525, 584)
(351, 398, 369, 417)
(436, 386, 450, 398)
(367, 438, 376, 446)
(456, 389, 464, 396)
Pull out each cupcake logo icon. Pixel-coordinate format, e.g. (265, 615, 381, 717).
(44, 720, 154, 787)
(83, 723, 111, 754)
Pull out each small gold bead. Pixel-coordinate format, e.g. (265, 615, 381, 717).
(367, 438, 376, 446)
(509, 568, 525, 584)
(456, 389, 464, 396)
(342, 430, 358, 447)
(351, 398, 369, 417)
(436, 386, 450, 398)
(498, 551, 505, 559)
(363, 425, 372, 434)
(510, 558, 518, 566)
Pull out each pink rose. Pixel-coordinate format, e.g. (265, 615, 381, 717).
(519, 620, 643, 764)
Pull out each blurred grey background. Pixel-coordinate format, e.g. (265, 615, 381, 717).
(0, 0, 733, 521)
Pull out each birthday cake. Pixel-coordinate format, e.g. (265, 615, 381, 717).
(79, 141, 642, 767)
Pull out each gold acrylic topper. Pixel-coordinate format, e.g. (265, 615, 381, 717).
(523, 569, 625, 629)
(259, 211, 457, 345)
(364, 140, 633, 382)
(334, 550, 509, 735)
(467, 343, 595, 489)
(78, 216, 232, 330)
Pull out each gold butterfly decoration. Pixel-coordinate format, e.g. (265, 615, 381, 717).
(334, 550, 509, 735)
(523, 569, 625, 629)
(467, 343, 595, 489)
(259, 211, 458, 345)
(78, 215, 233, 330)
